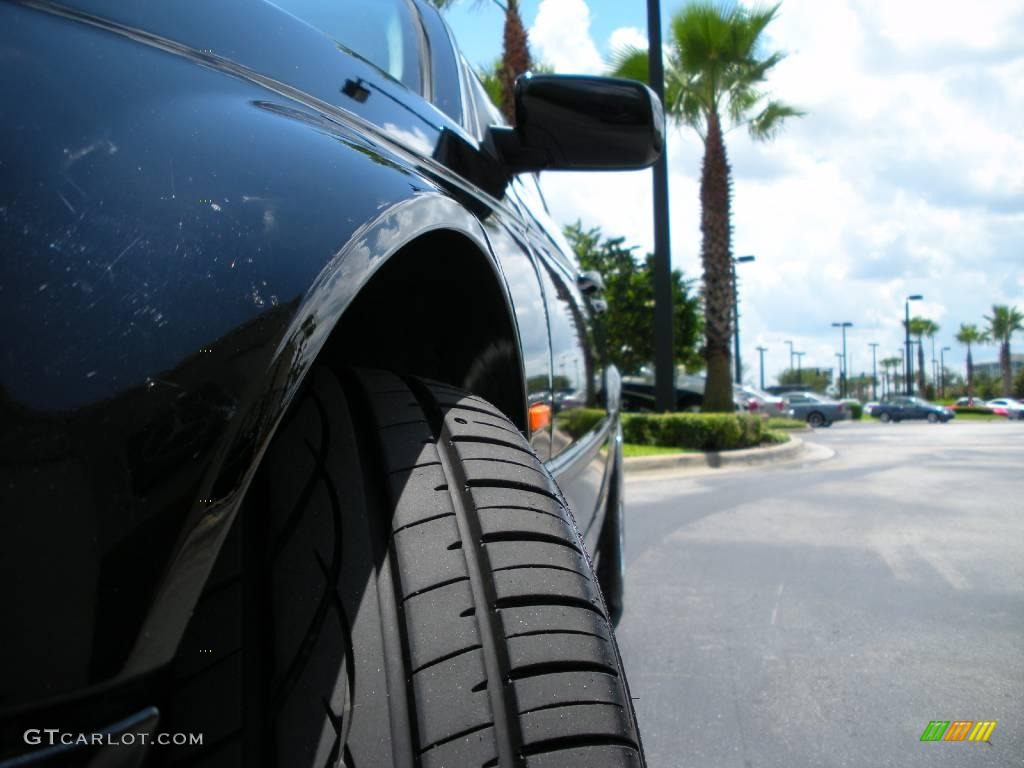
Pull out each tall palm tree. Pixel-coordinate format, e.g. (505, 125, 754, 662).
(428, 0, 530, 122)
(613, 3, 802, 411)
(955, 323, 985, 400)
(907, 316, 937, 396)
(984, 304, 1024, 395)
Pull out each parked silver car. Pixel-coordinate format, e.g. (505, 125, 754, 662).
(781, 391, 848, 427)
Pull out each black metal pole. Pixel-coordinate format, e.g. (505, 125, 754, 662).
(904, 301, 913, 395)
(732, 261, 741, 385)
(647, 0, 674, 412)
(841, 325, 848, 398)
(756, 346, 767, 390)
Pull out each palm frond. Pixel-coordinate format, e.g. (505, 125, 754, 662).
(747, 99, 804, 141)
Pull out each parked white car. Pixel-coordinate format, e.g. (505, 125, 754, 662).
(987, 398, 1024, 419)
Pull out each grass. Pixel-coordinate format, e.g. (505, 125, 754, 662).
(952, 411, 1005, 421)
(761, 429, 791, 445)
(766, 417, 807, 430)
(623, 443, 698, 457)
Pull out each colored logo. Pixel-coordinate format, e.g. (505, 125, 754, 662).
(920, 721, 997, 742)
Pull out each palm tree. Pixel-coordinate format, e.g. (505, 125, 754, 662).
(907, 317, 937, 396)
(954, 323, 985, 400)
(428, 0, 530, 122)
(612, 3, 802, 411)
(880, 356, 901, 398)
(984, 304, 1024, 395)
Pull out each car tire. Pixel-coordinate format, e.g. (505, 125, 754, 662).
(163, 366, 644, 768)
(879, 412, 891, 423)
(807, 411, 825, 428)
(927, 413, 939, 423)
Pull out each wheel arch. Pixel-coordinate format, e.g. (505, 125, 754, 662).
(122, 195, 529, 680)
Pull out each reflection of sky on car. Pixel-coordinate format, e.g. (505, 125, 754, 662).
(482, 221, 549, 393)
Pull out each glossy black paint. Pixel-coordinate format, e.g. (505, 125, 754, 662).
(0, 0, 649, 744)
(495, 74, 665, 173)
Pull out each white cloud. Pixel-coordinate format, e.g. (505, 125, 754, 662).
(536, 0, 1024, 385)
(608, 26, 648, 57)
(529, 0, 604, 74)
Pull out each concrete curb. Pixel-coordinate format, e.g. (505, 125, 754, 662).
(624, 435, 807, 474)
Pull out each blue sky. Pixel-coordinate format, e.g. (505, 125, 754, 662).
(443, 0, 1024, 386)
(447, 1, 646, 70)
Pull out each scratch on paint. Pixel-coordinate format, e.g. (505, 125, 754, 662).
(107, 234, 142, 271)
(56, 191, 77, 215)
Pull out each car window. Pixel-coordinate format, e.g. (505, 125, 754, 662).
(269, 0, 423, 93)
(460, 57, 507, 139)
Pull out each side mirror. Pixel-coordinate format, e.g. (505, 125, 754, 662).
(490, 74, 665, 174)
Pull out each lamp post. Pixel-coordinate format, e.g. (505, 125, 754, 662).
(904, 294, 923, 395)
(647, 0, 674, 412)
(832, 321, 853, 398)
(732, 255, 756, 384)
(785, 339, 795, 372)
(835, 353, 844, 395)
(756, 345, 767, 390)
(869, 342, 879, 400)
(940, 346, 950, 398)
(794, 351, 805, 385)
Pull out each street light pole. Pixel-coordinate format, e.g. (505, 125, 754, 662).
(756, 346, 767, 390)
(732, 255, 755, 385)
(832, 321, 852, 398)
(940, 346, 950, 398)
(647, 0, 674, 412)
(904, 294, 923, 395)
(794, 351, 805, 385)
(869, 342, 879, 400)
(785, 340, 794, 373)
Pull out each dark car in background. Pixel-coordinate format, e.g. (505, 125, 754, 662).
(780, 391, 848, 427)
(0, 1, 659, 765)
(872, 397, 955, 423)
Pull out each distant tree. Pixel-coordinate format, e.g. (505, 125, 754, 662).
(612, 3, 802, 411)
(880, 356, 901, 399)
(974, 371, 999, 400)
(777, 368, 830, 394)
(907, 316, 938, 396)
(954, 323, 986, 400)
(1014, 367, 1024, 399)
(565, 221, 703, 375)
(983, 304, 1024, 395)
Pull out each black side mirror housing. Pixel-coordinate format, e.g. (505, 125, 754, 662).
(490, 74, 665, 174)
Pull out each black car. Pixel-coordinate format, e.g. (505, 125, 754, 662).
(0, 1, 661, 765)
(872, 396, 955, 423)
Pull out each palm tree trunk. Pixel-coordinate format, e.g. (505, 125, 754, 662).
(916, 337, 926, 396)
(965, 344, 973, 399)
(498, 0, 530, 123)
(700, 112, 735, 412)
(1001, 340, 1012, 395)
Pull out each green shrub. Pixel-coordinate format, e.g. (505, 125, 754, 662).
(622, 412, 763, 451)
(555, 408, 606, 439)
(847, 402, 863, 420)
(761, 429, 790, 445)
(766, 417, 807, 430)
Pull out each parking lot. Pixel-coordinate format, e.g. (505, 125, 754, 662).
(617, 420, 1023, 767)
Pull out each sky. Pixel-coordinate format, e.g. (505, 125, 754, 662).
(445, 0, 1024, 387)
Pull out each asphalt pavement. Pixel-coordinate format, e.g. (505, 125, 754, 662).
(616, 419, 1023, 767)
